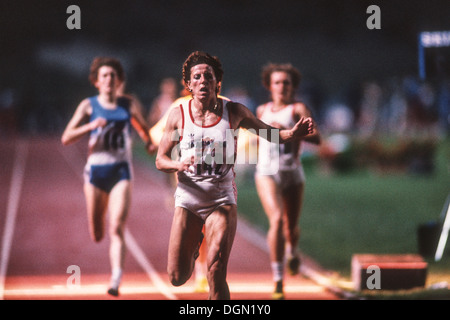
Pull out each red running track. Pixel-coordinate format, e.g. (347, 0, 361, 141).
(0, 136, 339, 301)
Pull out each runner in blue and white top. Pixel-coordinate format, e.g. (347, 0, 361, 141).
(61, 57, 156, 297)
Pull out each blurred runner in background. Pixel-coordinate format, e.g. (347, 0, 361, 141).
(255, 63, 321, 299)
(61, 57, 155, 297)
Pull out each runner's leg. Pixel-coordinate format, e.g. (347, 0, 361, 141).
(84, 183, 109, 242)
(204, 204, 237, 300)
(255, 174, 285, 298)
(108, 180, 131, 283)
(167, 207, 204, 286)
(282, 182, 303, 274)
(255, 175, 284, 262)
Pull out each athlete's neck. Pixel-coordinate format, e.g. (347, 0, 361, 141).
(192, 97, 220, 115)
(191, 98, 222, 127)
(98, 92, 117, 109)
(271, 97, 293, 111)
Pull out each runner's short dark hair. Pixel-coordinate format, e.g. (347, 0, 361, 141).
(89, 57, 125, 86)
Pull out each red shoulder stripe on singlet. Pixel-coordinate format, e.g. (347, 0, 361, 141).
(179, 103, 184, 142)
(188, 99, 223, 128)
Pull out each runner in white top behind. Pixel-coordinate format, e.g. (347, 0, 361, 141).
(255, 63, 321, 299)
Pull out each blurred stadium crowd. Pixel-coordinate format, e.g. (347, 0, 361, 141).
(0, 1, 448, 175)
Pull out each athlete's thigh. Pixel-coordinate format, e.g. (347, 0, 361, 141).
(83, 182, 109, 239)
(255, 174, 282, 218)
(282, 182, 304, 225)
(108, 179, 131, 225)
(204, 204, 237, 266)
(168, 207, 204, 267)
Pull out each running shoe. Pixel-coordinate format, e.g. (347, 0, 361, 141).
(272, 280, 284, 300)
(287, 255, 301, 276)
(107, 271, 122, 297)
(107, 287, 119, 297)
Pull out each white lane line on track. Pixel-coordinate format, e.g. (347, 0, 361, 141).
(58, 144, 177, 300)
(124, 230, 177, 300)
(0, 139, 28, 300)
(4, 282, 325, 297)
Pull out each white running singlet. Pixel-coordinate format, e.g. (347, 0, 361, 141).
(174, 98, 237, 220)
(256, 102, 305, 186)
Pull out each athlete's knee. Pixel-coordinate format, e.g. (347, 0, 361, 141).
(285, 223, 299, 237)
(109, 221, 125, 238)
(269, 214, 283, 230)
(91, 230, 104, 242)
(168, 268, 189, 287)
(167, 258, 192, 286)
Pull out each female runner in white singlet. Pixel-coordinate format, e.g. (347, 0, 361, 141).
(156, 51, 314, 300)
(255, 63, 321, 299)
(61, 57, 155, 297)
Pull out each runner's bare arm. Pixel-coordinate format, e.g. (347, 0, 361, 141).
(230, 102, 313, 143)
(61, 99, 106, 146)
(155, 107, 192, 173)
(129, 98, 157, 154)
(294, 102, 321, 145)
